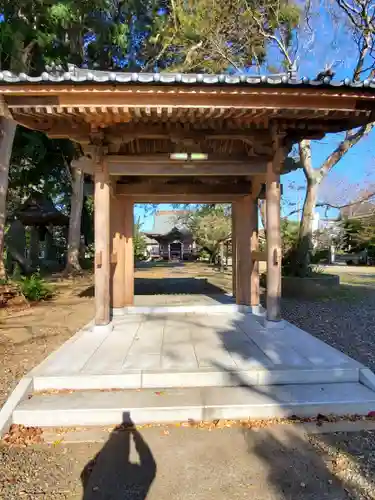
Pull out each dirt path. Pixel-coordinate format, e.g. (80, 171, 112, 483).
(0, 274, 94, 407)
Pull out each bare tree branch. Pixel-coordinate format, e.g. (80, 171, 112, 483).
(319, 121, 375, 179)
(298, 139, 314, 180)
(316, 190, 375, 210)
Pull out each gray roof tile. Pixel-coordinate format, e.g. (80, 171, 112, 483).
(150, 211, 189, 235)
(1, 68, 375, 89)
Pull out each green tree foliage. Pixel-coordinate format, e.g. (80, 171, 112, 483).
(134, 219, 147, 260)
(186, 205, 231, 263)
(8, 129, 76, 215)
(0, 0, 163, 72)
(147, 0, 300, 72)
(0, 0, 164, 275)
(281, 218, 299, 255)
(341, 218, 375, 253)
(0, 0, 302, 277)
(280, 218, 302, 276)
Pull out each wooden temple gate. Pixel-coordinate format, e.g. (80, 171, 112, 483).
(2, 71, 375, 329)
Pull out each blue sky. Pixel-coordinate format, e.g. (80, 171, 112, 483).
(136, 4, 375, 229)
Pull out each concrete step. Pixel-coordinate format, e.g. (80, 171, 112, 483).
(12, 382, 375, 428)
(32, 366, 360, 391)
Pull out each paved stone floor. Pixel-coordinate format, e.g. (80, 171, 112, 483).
(134, 292, 233, 306)
(30, 306, 361, 388)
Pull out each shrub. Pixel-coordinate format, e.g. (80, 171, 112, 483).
(282, 245, 315, 277)
(310, 249, 329, 264)
(11, 262, 22, 281)
(18, 273, 53, 302)
(198, 249, 210, 261)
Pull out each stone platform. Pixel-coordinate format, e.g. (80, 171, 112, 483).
(4, 304, 375, 430)
(29, 307, 362, 391)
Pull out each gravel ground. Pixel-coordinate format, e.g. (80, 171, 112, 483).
(1, 266, 375, 499)
(282, 280, 375, 500)
(310, 430, 375, 500)
(282, 286, 375, 373)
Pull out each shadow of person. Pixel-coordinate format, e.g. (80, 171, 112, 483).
(81, 413, 156, 499)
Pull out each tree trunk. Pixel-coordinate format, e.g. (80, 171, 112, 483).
(209, 247, 218, 264)
(0, 118, 17, 279)
(29, 227, 40, 270)
(219, 241, 225, 272)
(295, 180, 319, 277)
(65, 168, 84, 273)
(258, 199, 266, 235)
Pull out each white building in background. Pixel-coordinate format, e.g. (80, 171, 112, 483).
(312, 212, 320, 243)
(311, 211, 342, 263)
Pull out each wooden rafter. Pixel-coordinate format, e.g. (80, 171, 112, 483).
(4, 81, 375, 155)
(116, 181, 252, 196)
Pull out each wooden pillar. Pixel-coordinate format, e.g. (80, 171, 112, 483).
(110, 195, 125, 309)
(45, 228, 57, 262)
(250, 199, 260, 306)
(123, 197, 134, 306)
(231, 202, 237, 297)
(235, 195, 253, 305)
(95, 162, 111, 326)
(266, 130, 282, 321)
(29, 227, 40, 270)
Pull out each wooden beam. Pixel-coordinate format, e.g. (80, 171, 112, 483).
(250, 200, 260, 307)
(231, 203, 237, 298)
(108, 163, 266, 177)
(235, 195, 253, 306)
(11, 113, 90, 142)
(110, 196, 125, 309)
(71, 156, 94, 174)
(94, 160, 111, 326)
(123, 194, 245, 203)
(266, 126, 282, 322)
(116, 182, 252, 196)
(5, 87, 373, 111)
(106, 157, 266, 176)
(251, 250, 267, 262)
(107, 153, 259, 164)
(124, 198, 134, 306)
(105, 126, 270, 141)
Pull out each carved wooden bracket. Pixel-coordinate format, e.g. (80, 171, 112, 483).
(251, 250, 267, 262)
(83, 144, 108, 168)
(273, 248, 281, 266)
(0, 96, 14, 120)
(95, 251, 102, 267)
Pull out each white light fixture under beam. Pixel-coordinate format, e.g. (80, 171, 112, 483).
(191, 153, 208, 160)
(170, 153, 208, 161)
(170, 153, 188, 160)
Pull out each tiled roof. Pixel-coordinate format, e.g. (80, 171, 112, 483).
(17, 193, 69, 226)
(142, 234, 159, 244)
(0, 67, 374, 89)
(151, 211, 189, 235)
